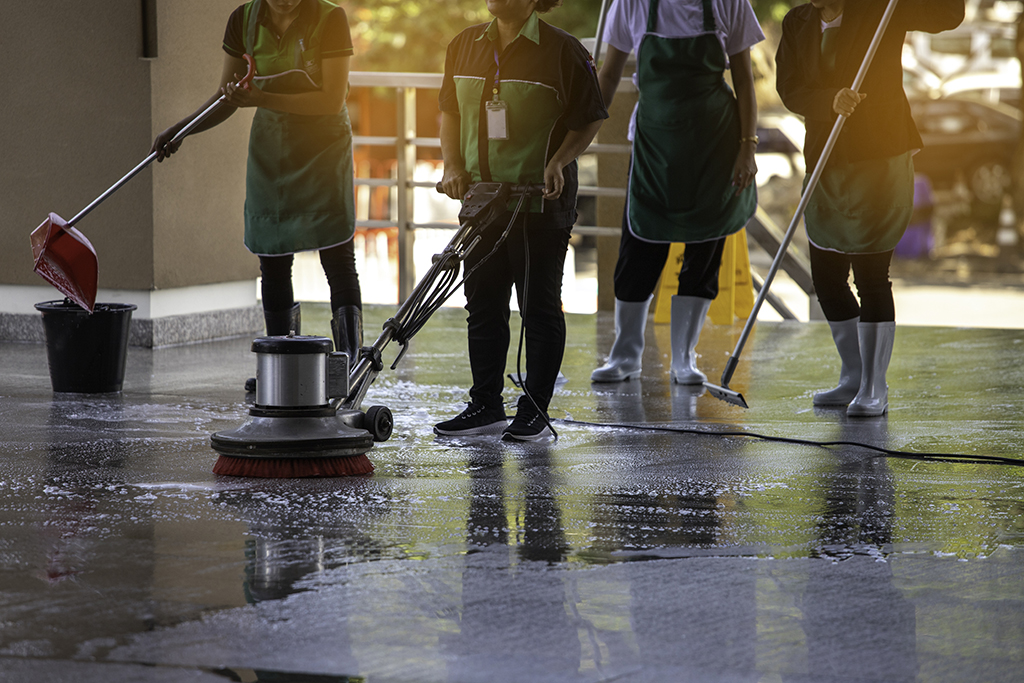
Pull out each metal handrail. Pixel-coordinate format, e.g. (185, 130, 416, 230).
(345, 71, 805, 320)
(346, 71, 636, 299)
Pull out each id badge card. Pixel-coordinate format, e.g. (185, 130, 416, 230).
(486, 100, 509, 140)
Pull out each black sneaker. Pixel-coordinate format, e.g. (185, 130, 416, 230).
(502, 402, 553, 442)
(434, 403, 507, 436)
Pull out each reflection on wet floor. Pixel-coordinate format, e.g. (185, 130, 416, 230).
(0, 305, 1022, 681)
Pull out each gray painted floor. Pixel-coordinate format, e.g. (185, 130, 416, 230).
(1, 303, 1022, 682)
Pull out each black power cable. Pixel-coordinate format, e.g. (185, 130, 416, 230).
(393, 190, 532, 349)
(555, 418, 1024, 467)
(509, 212, 559, 440)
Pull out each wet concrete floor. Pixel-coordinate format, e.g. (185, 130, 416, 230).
(1, 303, 1022, 682)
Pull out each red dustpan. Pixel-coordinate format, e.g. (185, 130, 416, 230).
(29, 54, 256, 315)
(31, 213, 99, 313)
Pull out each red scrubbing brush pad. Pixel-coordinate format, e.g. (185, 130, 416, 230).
(213, 453, 374, 478)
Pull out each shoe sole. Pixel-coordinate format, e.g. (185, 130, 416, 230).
(433, 421, 507, 437)
(813, 388, 858, 406)
(501, 427, 553, 442)
(590, 372, 639, 383)
(671, 374, 706, 385)
(591, 363, 642, 382)
(846, 405, 888, 417)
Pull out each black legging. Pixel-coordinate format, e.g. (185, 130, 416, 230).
(259, 240, 361, 312)
(809, 243, 895, 323)
(613, 205, 727, 302)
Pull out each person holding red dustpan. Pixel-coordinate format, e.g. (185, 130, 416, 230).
(776, 0, 963, 417)
(152, 0, 363, 385)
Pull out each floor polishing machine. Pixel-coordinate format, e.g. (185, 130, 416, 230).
(211, 182, 544, 473)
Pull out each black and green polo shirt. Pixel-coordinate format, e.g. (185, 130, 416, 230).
(439, 12, 607, 225)
(223, 0, 353, 93)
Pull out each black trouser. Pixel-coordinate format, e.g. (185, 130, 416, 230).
(809, 243, 895, 323)
(613, 205, 727, 302)
(259, 240, 361, 313)
(463, 211, 572, 414)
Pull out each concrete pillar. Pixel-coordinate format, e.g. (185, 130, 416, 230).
(2, 1, 261, 347)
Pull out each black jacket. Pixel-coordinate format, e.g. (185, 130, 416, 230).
(776, 0, 964, 169)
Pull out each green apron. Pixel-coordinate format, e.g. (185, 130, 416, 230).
(805, 25, 914, 254)
(627, 0, 756, 244)
(242, 0, 355, 256)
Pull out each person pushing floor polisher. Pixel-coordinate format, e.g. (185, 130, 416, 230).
(432, 0, 607, 441)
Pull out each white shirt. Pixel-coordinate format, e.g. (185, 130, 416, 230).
(603, 0, 765, 139)
(604, 0, 765, 59)
(822, 14, 844, 31)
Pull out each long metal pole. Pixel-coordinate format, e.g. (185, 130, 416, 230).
(713, 0, 902, 393)
(593, 0, 611, 64)
(67, 55, 255, 228)
(67, 96, 228, 227)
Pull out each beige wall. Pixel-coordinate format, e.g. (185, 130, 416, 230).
(151, 0, 258, 289)
(5, 3, 153, 289)
(2, 1, 258, 293)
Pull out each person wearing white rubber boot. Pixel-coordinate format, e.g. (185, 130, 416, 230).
(593, 0, 764, 386)
(847, 320, 895, 416)
(591, 296, 652, 382)
(777, 0, 963, 417)
(813, 317, 861, 406)
(670, 295, 712, 385)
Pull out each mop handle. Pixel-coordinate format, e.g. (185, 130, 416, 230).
(718, 0, 900, 388)
(68, 55, 256, 228)
(593, 0, 611, 65)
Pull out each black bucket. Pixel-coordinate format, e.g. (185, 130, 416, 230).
(35, 300, 137, 393)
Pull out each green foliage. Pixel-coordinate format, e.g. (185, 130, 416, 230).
(348, 0, 490, 72)
(348, 0, 800, 72)
(750, 0, 801, 23)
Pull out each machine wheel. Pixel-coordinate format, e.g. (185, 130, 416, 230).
(364, 405, 394, 442)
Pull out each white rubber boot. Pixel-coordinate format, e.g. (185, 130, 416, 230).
(847, 321, 896, 417)
(670, 295, 711, 385)
(591, 297, 651, 383)
(814, 317, 862, 406)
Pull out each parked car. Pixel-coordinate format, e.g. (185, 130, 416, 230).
(938, 70, 1021, 110)
(755, 98, 1021, 214)
(966, 0, 1023, 23)
(904, 20, 1019, 81)
(909, 96, 1022, 209)
(903, 56, 1021, 110)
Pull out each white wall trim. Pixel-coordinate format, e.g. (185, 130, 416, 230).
(1, 281, 258, 318)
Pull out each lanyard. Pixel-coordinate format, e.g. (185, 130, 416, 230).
(492, 48, 502, 100)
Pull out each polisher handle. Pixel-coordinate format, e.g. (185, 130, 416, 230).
(434, 182, 546, 197)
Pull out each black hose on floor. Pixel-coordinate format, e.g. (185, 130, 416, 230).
(556, 418, 1024, 468)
